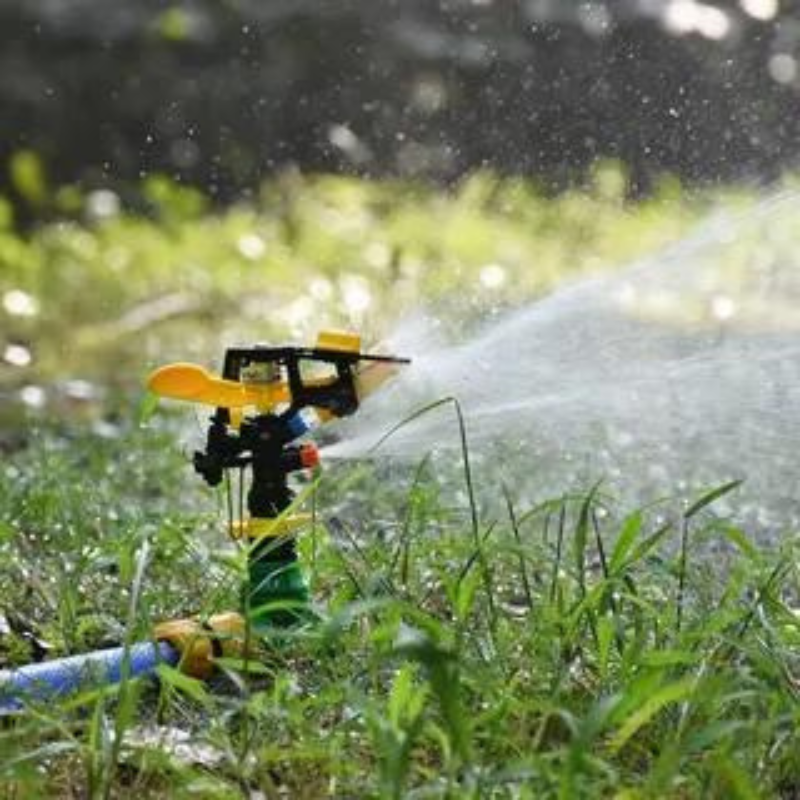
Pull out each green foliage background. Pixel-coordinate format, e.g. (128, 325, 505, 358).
(2, 167, 710, 409)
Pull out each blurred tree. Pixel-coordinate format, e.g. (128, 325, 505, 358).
(1, 0, 799, 219)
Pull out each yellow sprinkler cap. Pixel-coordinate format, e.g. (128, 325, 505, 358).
(316, 330, 361, 353)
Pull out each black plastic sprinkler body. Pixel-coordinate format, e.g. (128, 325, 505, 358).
(193, 404, 320, 627)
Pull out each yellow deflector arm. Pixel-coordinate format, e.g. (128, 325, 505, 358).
(148, 363, 290, 408)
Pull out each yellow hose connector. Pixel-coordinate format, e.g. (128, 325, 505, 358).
(154, 611, 246, 680)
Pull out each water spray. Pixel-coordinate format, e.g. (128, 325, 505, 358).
(331, 191, 800, 528)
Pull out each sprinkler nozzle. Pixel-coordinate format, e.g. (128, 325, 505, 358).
(299, 442, 320, 469)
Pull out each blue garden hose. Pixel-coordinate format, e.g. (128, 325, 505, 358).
(0, 641, 179, 713)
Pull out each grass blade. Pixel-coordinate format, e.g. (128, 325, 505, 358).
(609, 511, 643, 574)
(684, 480, 743, 520)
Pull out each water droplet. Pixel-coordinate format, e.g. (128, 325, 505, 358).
(3, 290, 39, 317)
(86, 189, 120, 220)
(769, 54, 797, 85)
(4, 344, 31, 367)
(740, 0, 778, 21)
(19, 385, 46, 408)
(479, 263, 507, 290)
(237, 233, 266, 261)
(710, 295, 736, 321)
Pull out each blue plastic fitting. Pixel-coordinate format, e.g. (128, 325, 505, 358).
(287, 410, 312, 439)
(0, 640, 178, 713)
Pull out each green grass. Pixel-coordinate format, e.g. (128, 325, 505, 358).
(2, 416, 800, 798)
(3, 172, 800, 796)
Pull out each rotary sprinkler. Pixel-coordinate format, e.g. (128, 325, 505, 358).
(0, 330, 409, 712)
(147, 330, 409, 629)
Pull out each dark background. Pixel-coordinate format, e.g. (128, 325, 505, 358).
(2, 0, 799, 217)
